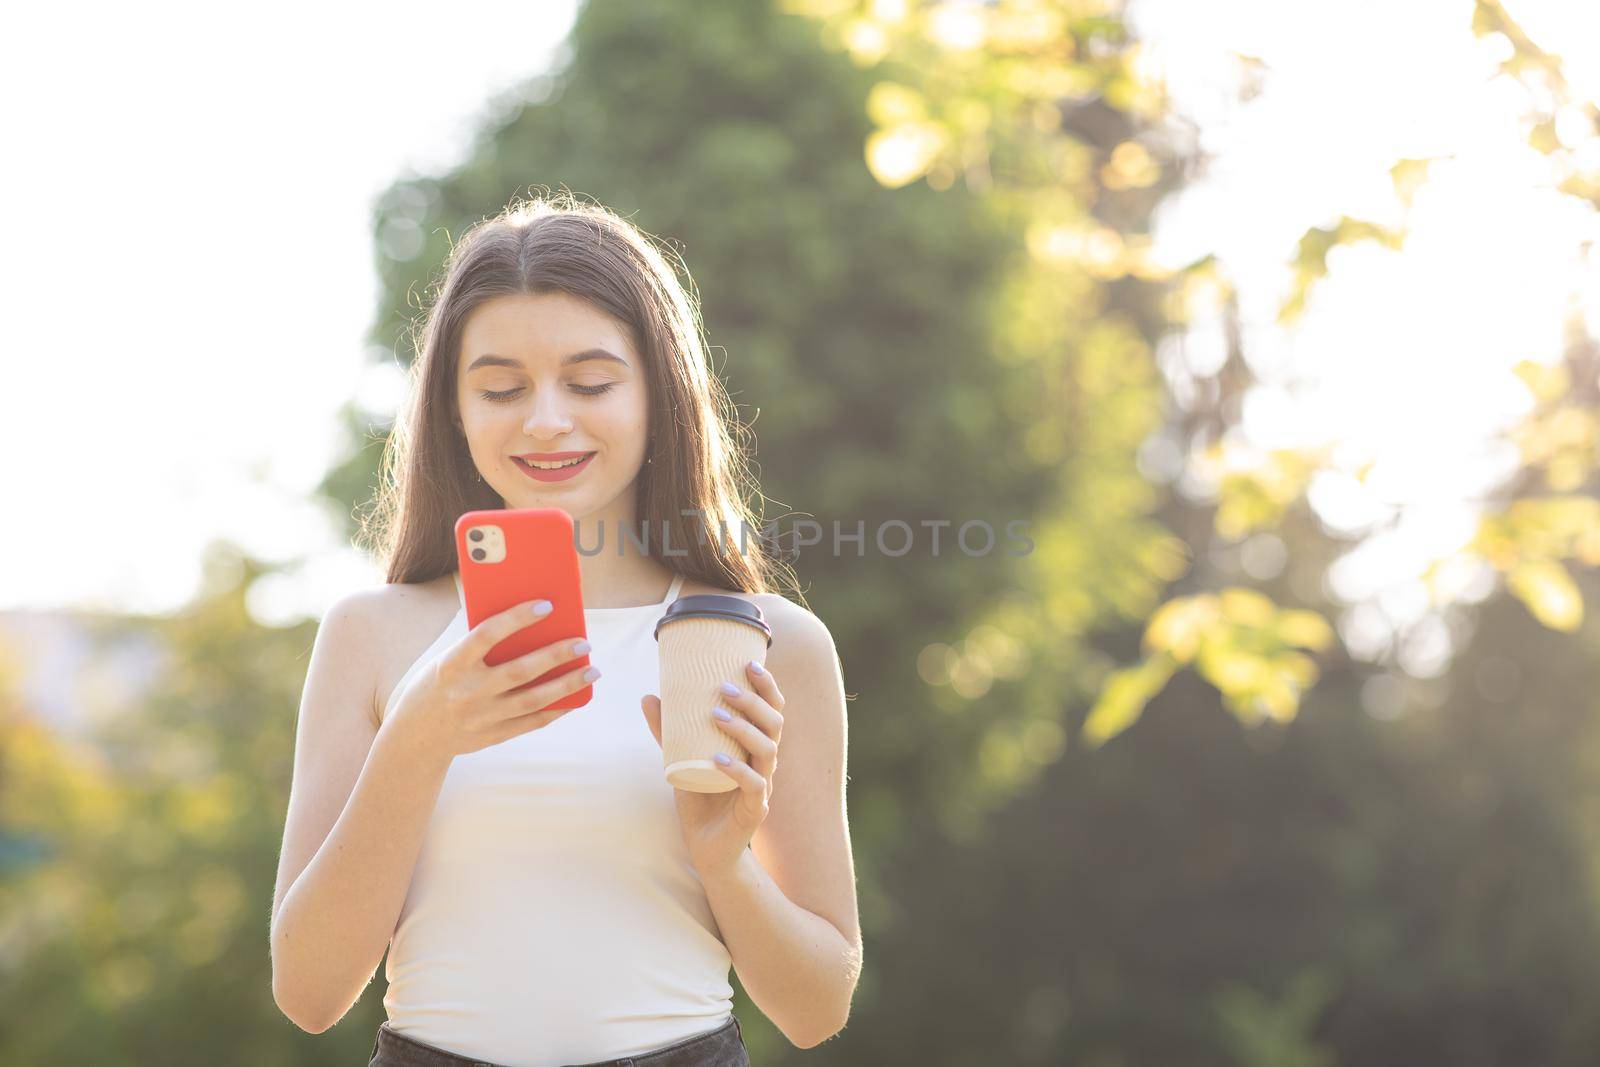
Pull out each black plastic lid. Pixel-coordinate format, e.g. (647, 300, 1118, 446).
(653, 594, 772, 647)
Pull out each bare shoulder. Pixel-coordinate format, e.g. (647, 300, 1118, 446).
(363, 574, 462, 727)
(676, 579, 835, 665)
(753, 593, 832, 651)
(367, 572, 458, 613)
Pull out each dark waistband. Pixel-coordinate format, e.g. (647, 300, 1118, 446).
(368, 1015, 746, 1067)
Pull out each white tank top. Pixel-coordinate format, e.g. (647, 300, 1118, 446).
(376, 569, 736, 1067)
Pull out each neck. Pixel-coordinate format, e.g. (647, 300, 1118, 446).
(572, 505, 678, 609)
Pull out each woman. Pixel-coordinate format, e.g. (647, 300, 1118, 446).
(270, 194, 862, 1066)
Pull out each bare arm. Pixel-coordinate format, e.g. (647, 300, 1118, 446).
(702, 601, 862, 1047)
(269, 591, 453, 1034)
(269, 587, 591, 1034)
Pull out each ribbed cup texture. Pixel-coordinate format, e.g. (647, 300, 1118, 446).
(657, 617, 769, 793)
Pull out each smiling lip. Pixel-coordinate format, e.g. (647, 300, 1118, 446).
(512, 451, 595, 482)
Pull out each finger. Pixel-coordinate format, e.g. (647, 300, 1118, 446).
(713, 712, 777, 778)
(483, 702, 574, 746)
(745, 660, 786, 712)
(717, 681, 783, 746)
(487, 635, 590, 694)
(471, 598, 556, 657)
(641, 694, 662, 749)
(501, 661, 599, 716)
(713, 754, 769, 811)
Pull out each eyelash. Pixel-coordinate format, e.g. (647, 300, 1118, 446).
(479, 384, 615, 403)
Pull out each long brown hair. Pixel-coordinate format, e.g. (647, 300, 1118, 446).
(358, 191, 799, 602)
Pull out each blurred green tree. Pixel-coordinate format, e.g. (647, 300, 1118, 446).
(0, 544, 365, 1064)
(827, 0, 1600, 750)
(1186, 0, 1600, 647)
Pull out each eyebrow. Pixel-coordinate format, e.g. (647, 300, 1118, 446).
(465, 349, 629, 372)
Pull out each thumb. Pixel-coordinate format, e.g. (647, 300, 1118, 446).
(640, 694, 662, 749)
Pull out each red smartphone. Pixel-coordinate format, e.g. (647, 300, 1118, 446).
(455, 507, 592, 710)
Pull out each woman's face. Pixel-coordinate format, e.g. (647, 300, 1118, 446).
(456, 291, 650, 522)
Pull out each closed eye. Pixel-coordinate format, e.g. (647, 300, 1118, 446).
(479, 384, 615, 402)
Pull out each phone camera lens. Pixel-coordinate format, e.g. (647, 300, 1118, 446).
(471, 548, 486, 561)
(469, 530, 484, 542)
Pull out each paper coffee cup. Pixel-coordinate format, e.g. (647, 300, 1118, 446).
(653, 595, 773, 793)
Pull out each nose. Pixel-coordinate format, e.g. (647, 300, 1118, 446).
(521, 384, 574, 439)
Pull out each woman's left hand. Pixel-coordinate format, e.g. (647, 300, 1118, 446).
(641, 660, 785, 878)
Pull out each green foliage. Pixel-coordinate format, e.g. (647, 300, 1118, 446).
(1279, 217, 1406, 325)
(1083, 587, 1335, 747)
(0, 545, 375, 1064)
(1080, 650, 1176, 747)
(1207, 445, 1333, 540)
(1212, 969, 1339, 1067)
(831, 576, 1600, 1063)
(1238, 0, 1600, 639)
(1389, 156, 1448, 209)
(1457, 496, 1600, 632)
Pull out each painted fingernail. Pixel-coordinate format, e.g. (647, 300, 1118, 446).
(583, 667, 601, 682)
(714, 753, 732, 765)
(719, 681, 741, 696)
(572, 640, 591, 655)
(713, 708, 732, 722)
(749, 661, 764, 674)
(532, 600, 552, 615)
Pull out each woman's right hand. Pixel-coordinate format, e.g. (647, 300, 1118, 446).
(383, 597, 598, 761)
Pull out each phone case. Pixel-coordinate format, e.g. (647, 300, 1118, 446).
(455, 507, 592, 710)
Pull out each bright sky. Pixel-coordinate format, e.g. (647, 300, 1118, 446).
(6, 1, 1597, 674)
(1, 0, 579, 622)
